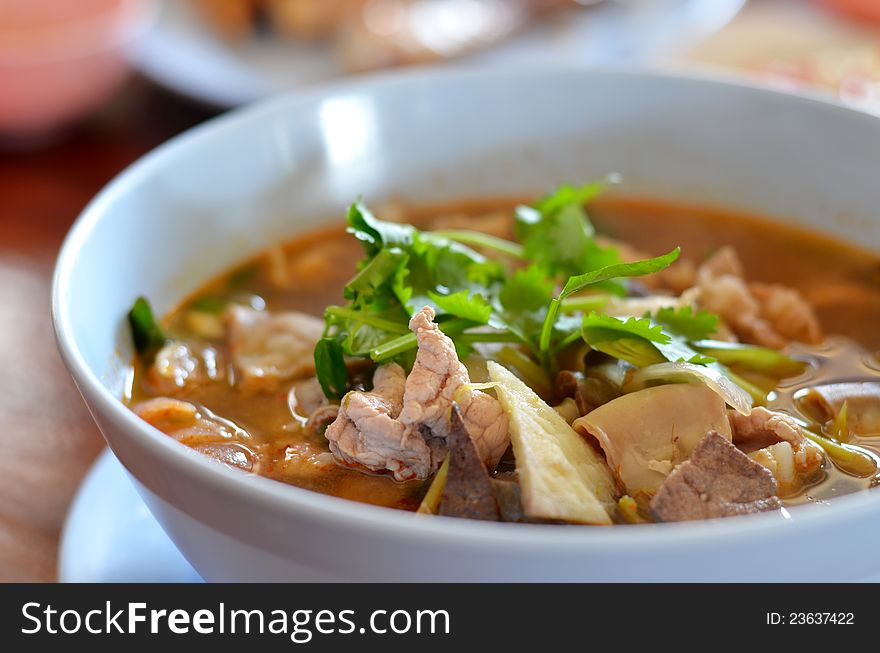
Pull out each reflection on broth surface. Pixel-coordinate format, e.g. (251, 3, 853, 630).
(127, 194, 880, 523)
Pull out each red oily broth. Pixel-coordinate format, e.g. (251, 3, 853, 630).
(129, 196, 880, 513)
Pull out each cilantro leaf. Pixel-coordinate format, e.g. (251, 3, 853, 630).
(318, 202, 511, 396)
(577, 312, 767, 402)
(557, 248, 681, 300)
(427, 290, 492, 324)
(532, 181, 607, 218)
(654, 306, 719, 341)
(581, 313, 669, 367)
(655, 339, 716, 366)
(514, 180, 621, 278)
(329, 304, 410, 358)
(344, 248, 408, 304)
(343, 323, 397, 357)
(538, 248, 681, 353)
(516, 202, 595, 274)
(128, 297, 166, 357)
(314, 337, 348, 400)
(397, 233, 503, 314)
(344, 202, 504, 316)
(491, 266, 556, 349)
(499, 266, 554, 316)
(347, 202, 413, 256)
(582, 313, 670, 344)
(580, 312, 720, 370)
(317, 185, 692, 399)
(687, 353, 719, 365)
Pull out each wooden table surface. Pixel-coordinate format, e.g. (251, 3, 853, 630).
(0, 81, 215, 582)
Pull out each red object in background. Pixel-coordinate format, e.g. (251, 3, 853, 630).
(819, 0, 880, 22)
(0, 0, 153, 137)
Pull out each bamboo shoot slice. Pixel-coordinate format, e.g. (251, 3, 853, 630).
(487, 361, 617, 524)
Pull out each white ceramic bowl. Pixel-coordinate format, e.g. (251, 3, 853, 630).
(53, 68, 880, 582)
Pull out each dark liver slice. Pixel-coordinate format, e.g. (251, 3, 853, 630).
(490, 477, 523, 523)
(650, 430, 782, 523)
(438, 404, 501, 521)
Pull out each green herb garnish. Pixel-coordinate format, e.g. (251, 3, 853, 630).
(128, 297, 166, 357)
(538, 248, 681, 355)
(580, 313, 669, 367)
(316, 181, 706, 400)
(314, 337, 348, 400)
(189, 296, 228, 313)
(690, 339, 806, 377)
(653, 306, 720, 341)
(514, 180, 620, 279)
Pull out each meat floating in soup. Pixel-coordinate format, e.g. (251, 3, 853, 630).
(126, 182, 880, 524)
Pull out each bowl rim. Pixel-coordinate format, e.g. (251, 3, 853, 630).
(52, 65, 880, 552)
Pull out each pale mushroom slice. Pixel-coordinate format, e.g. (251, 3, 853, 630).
(573, 383, 732, 498)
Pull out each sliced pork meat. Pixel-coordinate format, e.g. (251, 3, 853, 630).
(748, 442, 802, 496)
(400, 306, 510, 468)
(132, 396, 200, 432)
(325, 307, 510, 481)
(132, 397, 257, 470)
(225, 305, 324, 392)
(189, 442, 257, 472)
(749, 283, 822, 345)
(655, 259, 698, 295)
(132, 396, 250, 444)
(698, 269, 787, 349)
(307, 404, 341, 434)
(729, 407, 824, 491)
(695, 247, 822, 349)
(325, 363, 435, 481)
(455, 392, 510, 466)
(289, 377, 330, 416)
(398, 307, 470, 437)
(276, 440, 338, 480)
(700, 246, 744, 279)
(144, 341, 224, 395)
(650, 431, 783, 522)
(288, 377, 341, 433)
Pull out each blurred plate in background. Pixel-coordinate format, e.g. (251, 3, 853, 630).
(132, 0, 746, 107)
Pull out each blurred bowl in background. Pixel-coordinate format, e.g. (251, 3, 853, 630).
(0, 0, 156, 138)
(133, 0, 746, 108)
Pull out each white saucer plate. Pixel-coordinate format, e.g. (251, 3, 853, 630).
(59, 448, 202, 583)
